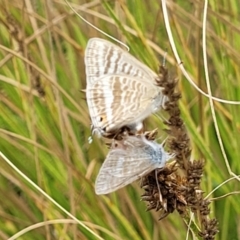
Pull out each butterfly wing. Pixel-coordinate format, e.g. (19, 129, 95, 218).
(95, 136, 167, 195)
(86, 75, 160, 133)
(95, 149, 158, 195)
(85, 38, 158, 85)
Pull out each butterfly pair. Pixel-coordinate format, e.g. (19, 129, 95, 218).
(85, 38, 171, 194)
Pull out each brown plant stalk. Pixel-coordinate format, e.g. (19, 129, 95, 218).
(141, 65, 218, 239)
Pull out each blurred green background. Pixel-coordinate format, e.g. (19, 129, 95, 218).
(0, 0, 240, 239)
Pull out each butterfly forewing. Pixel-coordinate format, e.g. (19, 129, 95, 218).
(85, 38, 158, 85)
(95, 136, 170, 195)
(85, 38, 168, 136)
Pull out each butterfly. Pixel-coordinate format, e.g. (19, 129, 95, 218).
(95, 135, 172, 195)
(85, 38, 168, 137)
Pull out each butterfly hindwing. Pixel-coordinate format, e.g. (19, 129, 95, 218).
(86, 75, 159, 132)
(95, 136, 170, 195)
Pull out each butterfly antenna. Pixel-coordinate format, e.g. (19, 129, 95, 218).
(162, 50, 168, 67)
(154, 112, 168, 124)
(88, 125, 98, 144)
(155, 169, 163, 203)
(157, 136, 168, 147)
(88, 136, 93, 144)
